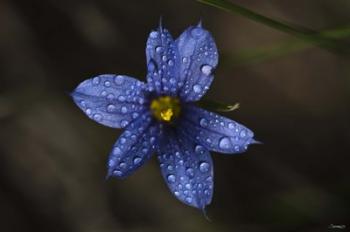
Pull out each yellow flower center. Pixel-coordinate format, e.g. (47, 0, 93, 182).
(150, 96, 180, 122)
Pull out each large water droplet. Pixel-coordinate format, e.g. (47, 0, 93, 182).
(113, 147, 122, 155)
(120, 120, 129, 128)
(185, 168, 194, 178)
(121, 106, 128, 114)
(201, 64, 213, 76)
(228, 122, 235, 129)
(92, 77, 100, 85)
(167, 174, 176, 183)
(240, 129, 247, 138)
(199, 118, 208, 127)
(104, 81, 111, 87)
(155, 46, 164, 53)
(167, 59, 174, 66)
(107, 104, 116, 112)
(190, 27, 204, 38)
(195, 145, 205, 154)
(85, 108, 92, 115)
(199, 162, 210, 172)
(133, 156, 142, 165)
(148, 60, 157, 72)
(150, 31, 158, 39)
(219, 137, 232, 149)
(118, 95, 126, 102)
(93, 113, 102, 121)
(193, 84, 202, 93)
(185, 197, 193, 204)
(119, 162, 127, 169)
(114, 75, 124, 85)
(182, 57, 188, 63)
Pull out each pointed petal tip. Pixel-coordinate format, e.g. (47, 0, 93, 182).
(158, 16, 163, 32)
(201, 206, 212, 222)
(251, 139, 263, 145)
(197, 19, 203, 28)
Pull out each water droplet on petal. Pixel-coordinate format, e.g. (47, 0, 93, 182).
(85, 108, 92, 115)
(119, 162, 127, 169)
(193, 84, 202, 93)
(93, 113, 102, 121)
(150, 31, 158, 38)
(185, 197, 193, 204)
(121, 106, 128, 114)
(190, 27, 204, 38)
(228, 123, 235, 129)
(167, 174, 176, 183)
(195, 145, 205, 154)
(120, 120, 129, 128)
(182, 57, 188, 63)
(107, 104, 116, 112)
(240, 129, 247, 138)
(155, 46, 163, 53)
(92, 77, 100, 85)
(104, 81, 111, 87)
(219, 137, 232, 149)
(120, 137, 126, 144)
(167, 59, 174, 66)
(118, 95, 126, 102)
(200, 118, 208, 127)
(201, 64, 213, 76)
(133, 156, 142, 165)
(113, 147, 122, 155)
(199, 162, 210, 172)
(186, 168, 194, 178)
(114, 75, 124, 85)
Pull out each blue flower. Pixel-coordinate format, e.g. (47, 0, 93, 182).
(71, 22, 257, 210)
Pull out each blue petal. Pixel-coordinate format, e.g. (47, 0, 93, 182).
(178, 105, 256, 154)
(157, 130, 213, 209)
(107, 113, 159, 178)
(71, 74, 147, 128)
(145, 25, 180, 95)
(176, 24, 218, 102)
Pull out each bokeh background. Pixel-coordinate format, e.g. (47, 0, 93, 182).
(1, 0, 349, 231)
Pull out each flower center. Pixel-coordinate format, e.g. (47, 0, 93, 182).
(150, 96, 180, 122)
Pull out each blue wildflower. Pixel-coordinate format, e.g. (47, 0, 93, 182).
(71, 22, 256, 210)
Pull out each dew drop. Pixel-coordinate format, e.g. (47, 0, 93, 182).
(114, 75, 124, 85)
(219, 137, 232, 149)
(118, 95, 126, 102)
(199, 162, 210, 172)
(190, 27, 203, 38)
(201, 64, 213, 76)
(92, 77, 100, 85)
(121, 106, 128, 114)
(167, 174, 176, 183)
(93, 113, 102, 121)
(240, 129, 247, 138)
(133, 156, 142, 165)
(85, 108, 92, 115)
(195, 145, 205, 154)
(107, 104, 116, 112)
(199, 118, 208, 127)
(120, 137, 126, 144)
(185, 168, 194, 178)
(120, 120, 129, 128)
(150, 31, 158, 38)
(228, 123, 235, 129)
(113, 147, 122, 155)
(167, 59, 174, 66)
(193, 84, 202, 93)
(104, 81, 111, 87)
(182, 57, 188, 63)
(185, 197, 193, 204)
(119, 162, 127, 169)
(155, 46, 163, 53)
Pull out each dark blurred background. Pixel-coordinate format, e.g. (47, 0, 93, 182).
(1, 0, 349, 231)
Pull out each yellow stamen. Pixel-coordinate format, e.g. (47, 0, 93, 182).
(150, 96, 180, 122)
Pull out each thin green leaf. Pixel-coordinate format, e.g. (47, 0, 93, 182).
(198, 99, 240, 112)
(197, 0, 349, 54)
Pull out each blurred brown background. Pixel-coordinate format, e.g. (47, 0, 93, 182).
(0, 0, 349, 231)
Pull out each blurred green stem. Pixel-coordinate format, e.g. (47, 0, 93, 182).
(198, 99, 240, 112)
(197, 0, 350, 54)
